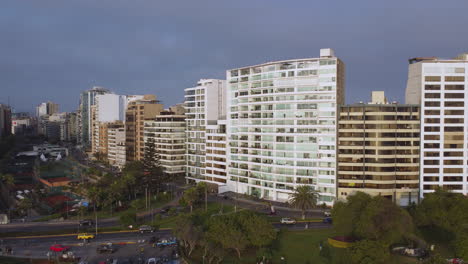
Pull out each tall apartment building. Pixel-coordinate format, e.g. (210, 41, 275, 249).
(184, 79, 226, 182)
(226, 49, 344, 204)
(107, 122, 126, 168)
(338, 91, 420, 206)
(0, 104, 12, 138)
(205, 120, 228, 188)
(406, 53, 468, 196)
(125, 95, 164, 162)
(144, 110, 186, 177)
(79, 87, 110, 146)
(36, 101, 59, 117)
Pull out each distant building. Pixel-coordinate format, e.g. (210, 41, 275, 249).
(0, 104, 12, 138)
(405, 53, 468, 197)
(36, 101, 59, 117)
(78, 87, 110, 147)
(91, 94, 144, 156)
(338, 91, 420, 206)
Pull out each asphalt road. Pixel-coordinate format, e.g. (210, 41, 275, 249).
(1, 230, 179, 264)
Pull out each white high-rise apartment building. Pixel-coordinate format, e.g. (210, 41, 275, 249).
(184, 79, 226, 182)
(226, 49, 345, 204)
(205, 120, 228, 187)
(406, 53, 468, 197)
(108, 123, 126, 168)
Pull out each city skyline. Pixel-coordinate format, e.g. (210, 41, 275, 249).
(2, 0, 468, 112)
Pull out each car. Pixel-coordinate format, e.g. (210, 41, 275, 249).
(147, 258, 157, 264)
(77, 233, 95, 240)
(324, 211, 332, 217)
(323, 217, 333, 224)
(160, 206, 171, 214)
(280, 218, 296, 225)
(79, 219, 94, 226)
(139, 225, 155, 233)
(96, 244, 116, 254)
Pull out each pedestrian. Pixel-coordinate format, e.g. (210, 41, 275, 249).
(319, 242, 323, 251)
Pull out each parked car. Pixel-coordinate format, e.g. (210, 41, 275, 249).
(323, 217, 333, 224)
(96, 244, 116, 254)
(280, 218, 296, 225)
(77, 233, 95, 240)
(323, 211, 331, 217)
(79, 219, 94, 227)
(139, 225, 155, 233)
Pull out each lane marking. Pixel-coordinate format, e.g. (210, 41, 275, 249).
(2, 228, 173, 239)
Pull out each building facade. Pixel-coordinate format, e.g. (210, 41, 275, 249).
(338, 92, 420, 206)
(125, 95, 164, 162)
(226, 49, 345, 204)
(78, 87, 110, 146)
(0, 104, 12, 138)
(184, 79, 226, 182)
(36, 102, 59, 117)
(144, 111, 186, 177)
(107, 122, 126, 168)
(406, 53, 468, 196)
(205, 120, 228, 188)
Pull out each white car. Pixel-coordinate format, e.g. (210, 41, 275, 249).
(280, 218, 296, 225)
(147, 258, 157, 264)
(324, 211, 331, 217)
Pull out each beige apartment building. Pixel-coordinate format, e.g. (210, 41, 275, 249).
(125, 95, 164, 162)
(338, 91, 420, 206)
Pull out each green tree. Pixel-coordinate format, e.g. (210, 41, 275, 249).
(412, 189, 468, 234)
(0, 173, 15, 207)
(130, 199, 145, 210)
(173, 214, 203, 256)
(236, 211, 276, 247)
(289, 185, 318, 219)
(350, 239, 390, 264)
(18, 197, 33, 217)
(119, 212, 137, 227)
(332, 192, 414, 244)
(183, 187, 199, 213)
(207, 215, 248, 259)
(141, 137, 165, 192)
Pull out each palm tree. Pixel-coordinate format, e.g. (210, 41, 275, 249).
(289, 185, 318, 220)
(87, 186, 101, 235)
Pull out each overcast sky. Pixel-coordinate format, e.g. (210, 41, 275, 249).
(1, 0, 468, 113)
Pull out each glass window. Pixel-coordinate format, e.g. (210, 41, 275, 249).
(425, 76, 441, 82)
(445, 76, 465, 82)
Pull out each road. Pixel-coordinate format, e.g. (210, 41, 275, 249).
(1, 229, 179, 263)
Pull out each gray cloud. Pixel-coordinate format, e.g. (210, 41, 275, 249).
(1, 0, 468, 112)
